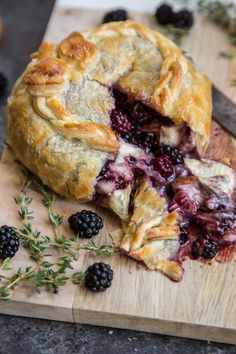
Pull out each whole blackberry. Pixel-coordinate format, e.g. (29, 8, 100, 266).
(156, 145, 184, 165)
(173, 9, 194, 29)
(155, 4, 174, 25)
(0, 225, 20, 259)
(191, 237, 219, 259)
(85, 262, 113, 292)
(102, 9, 128, 24)
(68, 210, 103, 239)
(0, 73, 8, 92)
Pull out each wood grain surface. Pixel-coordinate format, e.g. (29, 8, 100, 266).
(0, 3, 235, 345)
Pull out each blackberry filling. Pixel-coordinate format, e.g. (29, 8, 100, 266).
(191, 236, 219, 260)
(97, 89, 189, 197)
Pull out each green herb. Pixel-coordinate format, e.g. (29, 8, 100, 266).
(230, 35, 236, 45)
(198, 0, 233, 28)
(14, 171, 33, 221)
(164, 25, 189, 46)
(1, 258, 12, 271)
(30, 179, 63, 240)
(219, 49, 235, 59)
(230, 76, 236, 86)
(81, 241, 115, 257)
(16, 223, 51, 261)
(0, 267, 36, 301)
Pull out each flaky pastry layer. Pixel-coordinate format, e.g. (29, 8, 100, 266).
(7, 20, 212, 204)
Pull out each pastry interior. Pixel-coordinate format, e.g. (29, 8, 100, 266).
(93, 88, 236, 281)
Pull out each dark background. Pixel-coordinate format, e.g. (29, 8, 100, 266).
(0, 1, 235, 353)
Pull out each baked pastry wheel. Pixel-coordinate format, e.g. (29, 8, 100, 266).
(7, 21, 236, 281)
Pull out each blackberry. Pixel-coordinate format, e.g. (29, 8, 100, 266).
(156, 145, 184, 165)
(152, 154, 174, 179)
(191, 237, 219, 259)
(102, 9, 128, 24)
(138, 133, 158, 154)
(111, 109, 131, 134)
(0, 225, 20, 259)
(173, 9, 194, 29)
(155, 4, 174, 25)
(0, 73, 8, 92)
(85, 262, 113, 292)
(68, 210, 103, 239)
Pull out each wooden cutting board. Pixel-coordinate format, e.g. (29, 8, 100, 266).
(0, 1, 236, 345)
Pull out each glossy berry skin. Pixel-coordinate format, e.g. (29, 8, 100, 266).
(155, 4, 174, 25)
(102, 9, 128, 23)
(173, 9, 194, 29)
(0, 73, 8, 92)
(156, 145, 184, 165)
(152, 154, 174, 179)
(68, 210, 103, 239)
(85, 262, 113, 292)
(191, 237, 219, 260)
(0, 225, 20, 259)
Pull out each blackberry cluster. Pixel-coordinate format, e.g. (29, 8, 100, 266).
(155, 3, 194, 29)
(85, 262, 113, 292)
(102, 9, 128, 24)
(0, 73, 8, 92)
(68, 210, 103, 239)
(0, 225, 20, 259)
(191, 236, 219, 260)
(156, 145, 184, 165)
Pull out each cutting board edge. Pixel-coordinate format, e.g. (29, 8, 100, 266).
(1, 304, 235, 345)
(73, 309, 236, 345)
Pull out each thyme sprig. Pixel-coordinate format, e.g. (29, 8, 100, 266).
(16, 223, 51, 261)
(16, 224, 115, 262)
(198, 0, 236, 44)
(219, 48, 236, 59)
(0, 267, 36, 301)
(0, 261, 86, 300)
(30, 179, 63, 240)
(164, 25, 189, 46)
(231, 76, 236, 86)
(14, 170, 33, 221)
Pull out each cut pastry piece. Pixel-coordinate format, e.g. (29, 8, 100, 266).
(120, 178, 183, 281)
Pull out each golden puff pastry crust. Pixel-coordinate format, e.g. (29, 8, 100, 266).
(120, 178, 183, 282)
(7, 20, 212, 211)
